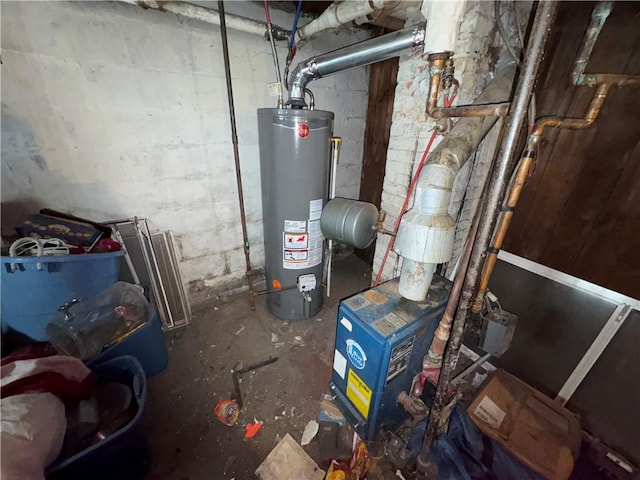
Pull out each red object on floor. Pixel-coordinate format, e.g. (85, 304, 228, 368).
(214, 399, 239, 426)
(244, 421, 263, 439)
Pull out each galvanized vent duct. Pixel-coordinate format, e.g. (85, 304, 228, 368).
(287, 25, 425, 107)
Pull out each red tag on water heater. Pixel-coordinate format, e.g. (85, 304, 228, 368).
(297, 123, 309, 138)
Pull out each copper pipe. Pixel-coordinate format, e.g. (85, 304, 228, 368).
(581, 74, 640, 88)
(471, 78, 635, 314)
(472, 150, 535, 314)
(529, 82, 612, 137)
(429, 102, 511, 119)
(426, 53, 449, 114)
(411, 201, 481, 399)
(425, 53, 512, 119)
(418, 3, 560, 470)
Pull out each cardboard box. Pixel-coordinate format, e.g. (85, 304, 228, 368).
(468, 369, 581, 480)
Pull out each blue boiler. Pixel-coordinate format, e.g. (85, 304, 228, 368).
(330, 276, 451, 440)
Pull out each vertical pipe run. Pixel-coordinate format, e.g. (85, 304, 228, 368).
(218, 0, 256, 308)
(417, 1, 559, 473)
(472, 78, 640, 313)
(326, 137, 341, 298)
(572, 2, 613, 86)
(264, 0, 284, 109)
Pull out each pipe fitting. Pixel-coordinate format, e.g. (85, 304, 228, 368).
(398, 391, 428, 416)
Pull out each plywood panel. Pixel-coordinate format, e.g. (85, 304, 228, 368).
(356, 56, 399, 264)
(503, 1, 640, 298)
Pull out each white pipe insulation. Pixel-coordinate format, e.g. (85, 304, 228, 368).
(421, 0, 468, 54)
(394, 64, 517, 301)
(295, 0, 404, 42)
(118, 0, 273, 38)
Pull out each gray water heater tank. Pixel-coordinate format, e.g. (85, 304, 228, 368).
(257, 108, 334, 320)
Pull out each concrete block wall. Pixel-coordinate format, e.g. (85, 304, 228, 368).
(373, 1, 518, 283)
(1, 1, 369, 304)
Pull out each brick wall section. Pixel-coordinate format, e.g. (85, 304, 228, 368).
(373, 1, 517, 283)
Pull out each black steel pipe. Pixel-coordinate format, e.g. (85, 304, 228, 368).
(416, 1, 559, 475)
(218, 1, 256, 308)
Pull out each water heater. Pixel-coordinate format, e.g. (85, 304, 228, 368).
(257, 108, 334, 320)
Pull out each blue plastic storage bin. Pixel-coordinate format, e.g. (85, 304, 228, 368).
(1, 251, 124, 341)
(93, 303, 168, 378)
(46, 356, 149, 480)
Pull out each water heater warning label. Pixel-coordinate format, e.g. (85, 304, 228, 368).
(347, 369, 372, 419)
(283, 230, 309, 269)
(284, 232, 308, 249)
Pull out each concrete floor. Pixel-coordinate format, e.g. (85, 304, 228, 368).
(144, 254, 372, 479)
(142, 254, 616, 480)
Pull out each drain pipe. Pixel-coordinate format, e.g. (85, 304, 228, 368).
(393, 63, 517, 302)
(295, 0, 404, 42)
(120, 0, 290, 40)
(287, 25, 425, 107)
(417, 2, 559, 474)
(218, 1, 256, 309)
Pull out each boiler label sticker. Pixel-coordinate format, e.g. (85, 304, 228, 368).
(346, 369, 372, 419)
(385, 336, 415, 385)
(284, 232, 308, 250)
(284, 220, 306, 233)
(309, 199, 323, 221)
(333, 349, 347, 380)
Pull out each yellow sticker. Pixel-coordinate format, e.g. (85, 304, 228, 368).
(346, 369, 372, 419)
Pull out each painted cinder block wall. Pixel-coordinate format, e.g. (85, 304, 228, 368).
(1, 1, 369, 304)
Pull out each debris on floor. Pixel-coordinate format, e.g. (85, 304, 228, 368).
(231, 356, 279, 410)
(214, 399, 240, 426)
(319, 394, 346, 425)
(244, 420, 264, 439)
(255, 433, 325, 480)
(301, 420, 319, 446)
(326, 441, 371, 480)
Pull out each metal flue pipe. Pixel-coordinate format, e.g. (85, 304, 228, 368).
(287, 25, 425, 106)
(417, 1, 559, 475)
